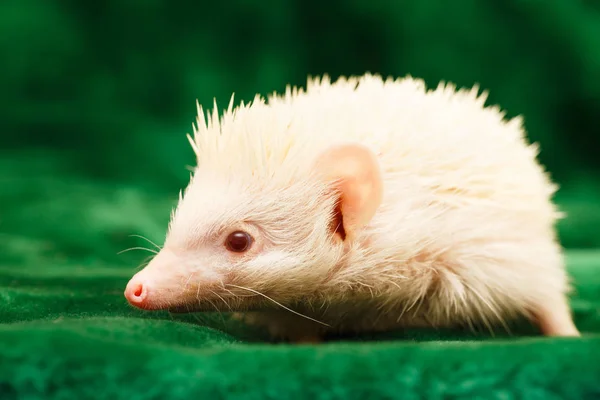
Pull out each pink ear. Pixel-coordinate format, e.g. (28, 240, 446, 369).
(313, 143, 383, 242)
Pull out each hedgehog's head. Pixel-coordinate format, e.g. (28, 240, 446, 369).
(124, 142, 383, 313)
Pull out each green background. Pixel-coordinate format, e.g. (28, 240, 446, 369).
(2, 1, 600, 399)
(2, 0, 600, 257)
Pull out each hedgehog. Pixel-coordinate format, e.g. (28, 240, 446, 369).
(124, 73, 580, 342)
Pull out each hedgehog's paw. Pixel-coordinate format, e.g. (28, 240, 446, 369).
(230, 312, 247, 322)
(533, 295, 581, 337)
(233, 311, 325, 343)
(230, 311, 267, 326)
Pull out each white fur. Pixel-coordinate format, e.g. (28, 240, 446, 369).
(150, 73, 577, 339)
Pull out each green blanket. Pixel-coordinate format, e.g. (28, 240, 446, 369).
(3, 0, 600, 398)
(1, 155, 600, 399)
(1, 272, 599, 400)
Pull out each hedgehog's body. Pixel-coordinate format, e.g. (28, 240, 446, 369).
(125, 74, 579, 340)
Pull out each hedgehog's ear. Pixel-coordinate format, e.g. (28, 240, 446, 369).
(313, 143, 383, 243)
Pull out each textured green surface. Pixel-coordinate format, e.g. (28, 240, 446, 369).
(2, 0, 600, 398)
(1, 243, 600, 399)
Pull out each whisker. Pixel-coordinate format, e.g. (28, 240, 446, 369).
(227, 284, 330, 327)
(221, 286, 254, 298)
(134, 258, 151, 272)
(118, 246, 159, 255)
(210, 289, 233, 312)
(221, 287, 237, 297)
(181, 303, 205, 326)
(183, 273, 194, 290)
(204, 296, 226, 327)
(129, 234, 162, 250)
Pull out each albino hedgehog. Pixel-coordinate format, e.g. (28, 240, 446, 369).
(124, 73, 580, 342)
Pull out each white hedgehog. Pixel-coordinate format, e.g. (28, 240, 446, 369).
(124, 73, 580, 342)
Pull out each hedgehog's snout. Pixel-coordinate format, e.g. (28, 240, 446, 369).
(124, 248, 180, 310)
(124, 248, 223, 311)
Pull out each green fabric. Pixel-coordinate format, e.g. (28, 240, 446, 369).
(1, 234, 600, 398)
(3, 0, 600, 398)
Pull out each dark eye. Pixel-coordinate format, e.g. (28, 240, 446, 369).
(225, 231, 253, 253)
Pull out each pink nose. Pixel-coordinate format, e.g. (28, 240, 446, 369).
(124, 278, 149, 308)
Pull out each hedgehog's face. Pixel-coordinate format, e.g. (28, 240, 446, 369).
(124, 143, 383, 313)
